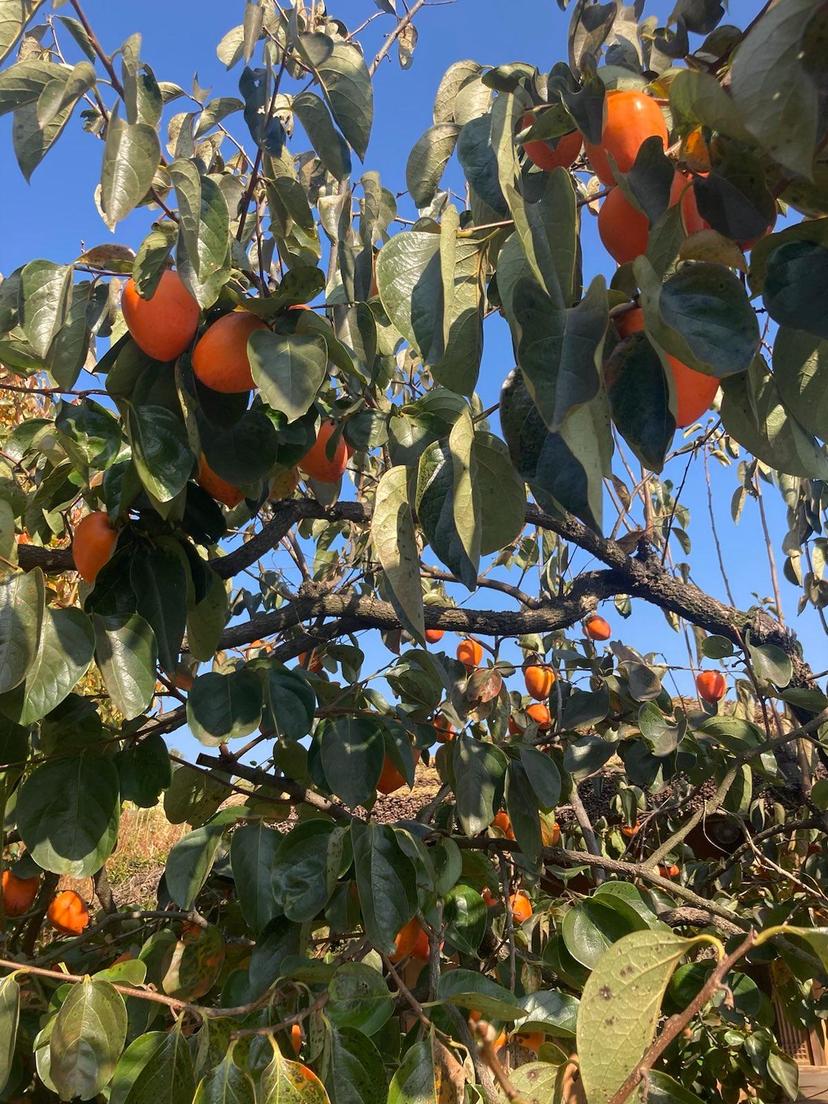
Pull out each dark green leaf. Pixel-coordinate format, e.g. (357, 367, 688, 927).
(128, 405, 193, 503)
(248, 331, 328, 422)
(328, 963, 394, 1035)
(50, 978, 127, 1102)
(406, 123, 459, 208)
(298, 35, 373, 159)
(187, 669, 263, 745)
(100, 112, 161, 231)
(0, 566, 44, 695)
(230, 822, 282, 935)
(452, 734, 507, 836)
(19, 259, 72, 358)
(94, 613, 157, 720)
(765, 242, 828, 341)
(0, 606, 94, 725)
(351, 821, 417, 954)
(320, 716, 385, 808)
(131, 544, 188, 673)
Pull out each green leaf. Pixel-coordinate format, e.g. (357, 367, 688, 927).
(645, 1071, 705, 1104)
(230, 822, 282, 935)
(456, 113, 507, 216)
(562, 898, 643, 971)
(701, 635, 734, 660)
(376, 229, 483, 395)
(747, 637, 793, 688)
(128, 405, 193, 503)
(328, 963, 393, 1035)
(474, 432, 526, 554)
(0, 1, 46, 65)
(48, 281, 97, 389)
(0, 567, 44, 694)
(298, 35, 373, 159)
(37, 60, 95, 128)
(0, 976, 20, 1095)
(371, 466, 424, 644)
(416, 439, 477, 590)
(320, 716, 384, 808)
(577, 931, 705, 1104)
(0, 58, 65, 116)
(765, 242, 828, 341)
(187, 568, 228, 662)
(443, 884, 486, 955)
(248, 331, 328, 422)
(437, 969, 525, 1020)
(261, 1037, 330, 1104)
(93, 613, 157, 720)
(50, 978, 127, 1102)
(131, 544, 188, 673)
(0, 606, 94, 725)
(452, 734, 507, 836)
(165, 820, 226, 910)
(12, 93, 77, 179)
(639, 702, 686, 757)
(291, 91, 351, 181)
(171, 159, 231, 298)
(115, 733, 171, 809)
(730, 0, 820, 176)
(517, 989, 579, 1037)
(100, 112, 161, 231)
(110, 1034, 167, 1104)
(121, 1025, 195, 1104)
(19, 259, 72, 358)
(506, 758, 541, 862)
(273, 821, 347, 923)
(388, 1037, 465, 1104)
(406, 123, 459, 208)
(194, 1053, 255, 1104)
(133, 222, 178, 298)
(669, 70, 752, 144)
(720, 359, 828, 480)
(351, 821, 417, 954)
(16, 752, 120, 876)
(326, 1025, 386, 1104)
(187, 669, 263, 745)
(773, 327, 828, 442)
(448, 408, 481, 586)
(605, 333, 674, 473)
(636, 258, 760, 380)
(261, 664, 316, 741)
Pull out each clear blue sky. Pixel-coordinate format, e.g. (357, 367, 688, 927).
(3, 0, 823, 759)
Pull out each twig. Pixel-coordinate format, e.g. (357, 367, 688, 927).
(569, 784, 605, 884)
(369, 0, 429, 74)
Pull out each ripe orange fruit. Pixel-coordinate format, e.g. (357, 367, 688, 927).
(517, 1032, 545, 1054)
(433, 715, 456, 743)
(73, 511, 117, 584)
(47, 890, 90, 936)
(524, 665, 556, 700)
(526, 702, 551, 730)
(584, 614, 612, 641)
(540, 814, 561, 848)
(521, 113, 582, 171)
(658, 863, 681, 879)
(192, 311, 268, 393)
(491, 811, 515, 840)
(507, 714, 524, 736)
(457, 638, 483, 670)
(290, 1024, 303, 1055)
(0, 870, 39, 917)
(197, 455, 244, 508)
(425, 628, 445, 644)
(298, 650, 323, 674)
(696, 670, 726, 704)
(598, 186, 650, 266)
(614, 307, 719, 428)
(509, 891, 533, 923)
(621, 822, 640, 839)
(585, 90, 668, 186)
(121, 271, 200, 363)
(299, 421, 351, 484)
(391, 916, 430, 961)
(377, 748, 421, 795)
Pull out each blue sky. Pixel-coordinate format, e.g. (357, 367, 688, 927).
(2, 0, 824, 758)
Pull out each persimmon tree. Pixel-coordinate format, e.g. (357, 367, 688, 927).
(0, 1, 827, 1102)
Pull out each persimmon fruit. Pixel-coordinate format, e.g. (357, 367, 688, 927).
(425, 628, 445, 644)
(433, 715, 456, 743)
(0, 870, 39, 917)
(298, 650, 323, 674)
(621, 822, 640, 839)
(290, 1024, 303, 1055)
(197, 455, 244, 508)
(47, 890, 90, 935)
(491, 810, 515, 840)
(121, 270, 200, 363)
(614, 307, 719, 428)
(584, 614, 612, 641)
(598, 186, 650, 266)
(300, 421, 351, 484)
(377, 748, 421, 794)
(585, 89, 668, 186)
(391, 916, 429, 961)
(521, 113, 582, 171)
(524, 664, 556, 700)
(696, 670, 726, 704)
(526, 702, 551, 730)
(658, 863, 681, 879)
(73, 511, 117, 584)
(509, 891, 533, 923)
(457, 638, 483, 670)
(540, 814, 561, 848)
(192, 311, 268, 393)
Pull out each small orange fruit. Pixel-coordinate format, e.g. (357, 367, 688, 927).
(517, 1032, 545, 1054)
(696, 670, 726, 704)
(47, 890, 90, 936)
(290, 1024, 303, 1055)
(298, 650, 323, 674)
(584, 615, 612, 641)
(521, 114, 582, 171)
(524, 665, 556, 700)
(192, 311, 268, 393)
(377, 749, 421, 795)
(457, 638, 483, 670)
(73, 511, 117, 584)
(300, 421, 351, 484)
(540, 814, 561, 848)
(433, 715, 456, 743)
(491, 811, 515, 840)
(598, 186, 650, 266)
(526, 702, 551, 730)
(658, 863, 680, 879)
(197, 455, 244, 508)
(509, 891, 533, 923)
(0, 870, 40, 917)
(121, 271, 200, 363)
(425, 628, 445, 644)
(507, 714, 524, 736)
(621, 822, 640, 839)
(585, 90, 668, 186)
(391, 916, 430, 962)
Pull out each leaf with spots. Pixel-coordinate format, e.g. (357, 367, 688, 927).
(261, 1035, 331, 1104)
(577, 930, 711, 1104)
